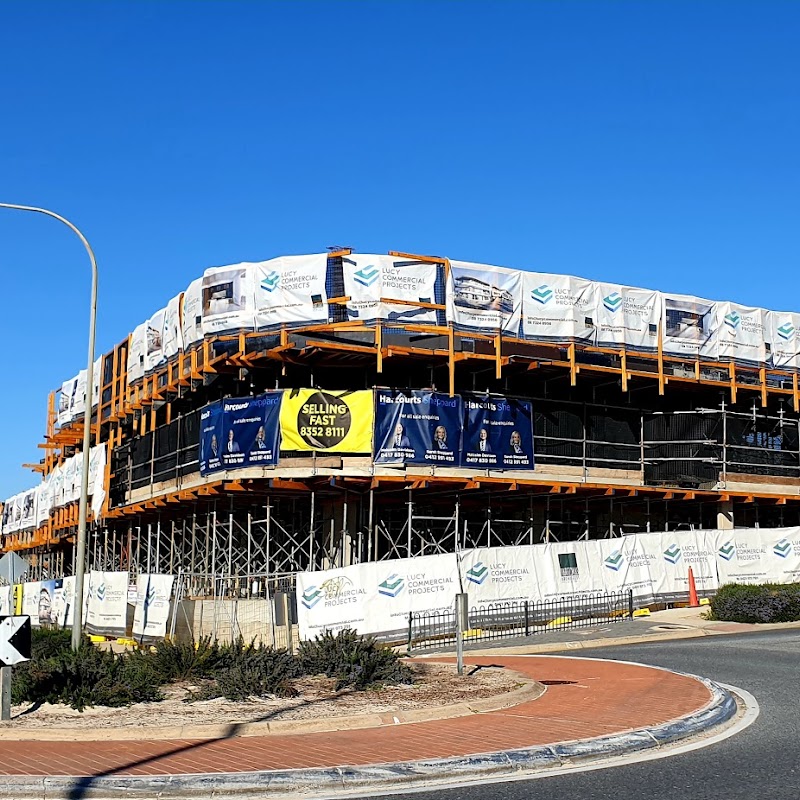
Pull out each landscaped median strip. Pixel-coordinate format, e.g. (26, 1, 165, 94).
(0, 670, 544, 741)
(0, 675, 738, 800)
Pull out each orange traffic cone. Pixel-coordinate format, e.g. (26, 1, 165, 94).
(688, 567, 699, 607)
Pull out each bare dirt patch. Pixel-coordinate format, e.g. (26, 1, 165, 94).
(3, 662, 526, 732)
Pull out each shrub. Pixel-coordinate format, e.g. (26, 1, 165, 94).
(189, 639, 302, 701)
(298, 629, 413, 690)
(710, 582, 800, 623)
(148, 635, 224, 681)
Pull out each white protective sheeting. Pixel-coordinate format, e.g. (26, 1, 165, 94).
(71, 369, 88, 420)
(254, 254, 329, 327)
(90, 444, 107, 518)
(126, 322, 147, 384)
(297, 553, 460, 640)
(595, 284, 661, 350)
(162, 293, 184, 359)
(18, 488, 36, 531)
(132, 573, 175, 639)
(85, 570, 129, 637)
(35, 475, 53, 527)
(661, 293, 718, 357)
(342, 254, 438, 324)
(91, 355, 102, 409)
(181, 278, 204, 347)
(57, 377, 78, 427)
(22, 581, 41, 627)
(447, 260, 522, 334)
(769, 311, 800, 369)
(0, 586, 11, 616)
(200, 263, 256, 335)
(521, 273, 598, 343)
(713, 302, 769, 364)
(145, 307, 167, 373)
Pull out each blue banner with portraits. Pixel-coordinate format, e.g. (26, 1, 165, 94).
(220, 393, 282, 469)
(200, 393, 282, 475)
(374, 390, 463, 466)
(200, 401, 224, 475)
(462, 395, 534, 470)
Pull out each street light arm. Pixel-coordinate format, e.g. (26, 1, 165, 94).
(0, 202, 98, 651)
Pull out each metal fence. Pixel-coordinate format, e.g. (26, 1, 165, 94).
(407, 589, 634, 651)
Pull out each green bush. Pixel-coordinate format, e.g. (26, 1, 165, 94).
(148, 635, 224, 681)
(710, 582, 800, 623)
(298, 629, 413, 690)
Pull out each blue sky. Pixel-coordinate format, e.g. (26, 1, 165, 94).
(1, 1, 798, 497)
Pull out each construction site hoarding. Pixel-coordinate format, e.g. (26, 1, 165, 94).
(200, 263, 257, 335)
(595, 283, 661, 350)
(254, 254, 329, 327)
(521, 272, 597, 342)
(446, 260, 521, 334)
(342, 254, 438, 324)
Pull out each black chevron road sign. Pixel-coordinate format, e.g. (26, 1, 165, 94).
(0, 616, 31, 666)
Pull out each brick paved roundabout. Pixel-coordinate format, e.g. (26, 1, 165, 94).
(0, 655, 739, 799)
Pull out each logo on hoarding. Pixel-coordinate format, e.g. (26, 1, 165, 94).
(378, 574, 404, 598)
(96, 583, 106, 602)
(774, 539, 792, 559)
(301, 586, 323, 609)
(604, 551, 624, 572)
(531, 284, 553, 305)
(724, 312, 741, 333)
(777, 322, 795, 341)
(353, 265, 380, 287)
(146, 584, 157, 607)
(603, 292, 623, 314)
(718, 542, 736, 561)
(663, 545, 682, 565)
(466, 562, 489, 585)
(260, 270, 280, 293)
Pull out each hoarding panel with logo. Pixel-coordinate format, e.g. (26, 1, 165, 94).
(57, 377, 78, 427)
(374, 390, 462, 467)
(647, 530, 719, 596)
(181, 278, 204, 347)
(199, 401, 224, 475)
(220, 393, 281, 469)
(342, 254, 438, 324)
(446, 261, 521, 334)
(462, 394, 533, 470)
(595, 284, 660, 351)
(522, 273, 598, 343)
(713, 302, 768, 364)
(762, 527, 800, 584)
(459, 547, 537, 605)
(22, 581, 41, 627)
(71, 369, 88, 420)
(769, 311, 800, 369)
(595, 537, 659, 600)
(297, 563, 371, 640)
(714, 530, 772, 585)
(200, 262, 257, 335)
(661, 293, 718, 357)
(85, 570, 129, 637)
(254, 254, 329, 328)
(280, 389, 373, 453)
(163, 293, 184, 359)
(132, 573, 175, 640)
(126, 322, 147, 385)
(0, 585, 10, 616)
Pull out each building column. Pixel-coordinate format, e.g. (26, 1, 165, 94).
(717, 499, 734, 530)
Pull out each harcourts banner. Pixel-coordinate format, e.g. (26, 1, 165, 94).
(219, 394, 281, 470)
(199, 401, 224, 475)
(595, 284, 660, 351)
(521, 273, 598, 343)
(280, 389, 373, 453)
(447, 261, 521, 334)
(342, 254, 438, 324)
(374, 391, 462, 466)
(462, 394, 534, 470)
(254, 254, 329, 327)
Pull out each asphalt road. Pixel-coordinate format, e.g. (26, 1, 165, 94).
(389, 629, 800, 800)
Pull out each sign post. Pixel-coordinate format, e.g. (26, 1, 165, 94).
(0, 615, 32, 721)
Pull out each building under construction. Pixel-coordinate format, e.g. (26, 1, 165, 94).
(4, 247, 800, 601)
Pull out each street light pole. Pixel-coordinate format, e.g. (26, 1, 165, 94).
(0, 203, 98, 651)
